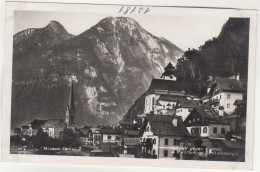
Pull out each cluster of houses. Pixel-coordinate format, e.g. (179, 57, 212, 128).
(120, 62, 246, 159)
(13, 62, 246, 160)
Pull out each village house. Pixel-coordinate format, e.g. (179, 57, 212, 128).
(101, 126, 122, 145)
(42, 119, 66, 138)
(144, 62, 201, 116)
(28, 119, 47, 136)
(175, 100, 200, 121)
(140, 114, 190, 159)
(144, 79, 201, 115)
(205, 75, 245, 114)
(184, 107, 230, 138)
(21, 125, 30, 136)
(123, 137, 142, 156)
(91, 127, 102, 146)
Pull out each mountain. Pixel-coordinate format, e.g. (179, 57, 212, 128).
(121, 17, 250, 124)
(11, 17, 183, 129)
(174, 18, 249, 82)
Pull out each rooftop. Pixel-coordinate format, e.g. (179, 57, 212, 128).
(146, 79, 201, 96)
(42, 119, 65, 128)
(141, 114, 190, 137)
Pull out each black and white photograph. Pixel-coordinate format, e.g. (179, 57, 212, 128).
(1, 2, 257, 170)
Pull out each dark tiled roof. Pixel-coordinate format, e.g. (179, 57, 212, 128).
(29, 119, 47, 129)
(124, 130, 139, 136)
(234, 99, 244, 105)
(210, 77, 245, 95)
(155, 101, 162, 106)
(43, 119, 65, 128)
(146, 79, 201, 96)
(101, 126, 121, 135)
(201, 93, 211, 100)
(193, 107, 230, 125)
(146, 114, 190, 137)
(123, 138, 141, 146)
(21, 125, 29, 129)
(178, 100, 200, 108)
(158, 95, 187, 102)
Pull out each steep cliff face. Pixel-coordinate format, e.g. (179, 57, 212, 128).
(11, 17, 183, 128)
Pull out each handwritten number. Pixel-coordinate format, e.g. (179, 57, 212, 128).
(118, 6, 124, 13)
(144, 8, 151, 14)
(118, 6, 151, 15)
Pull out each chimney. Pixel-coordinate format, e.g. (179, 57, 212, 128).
(112, 125, 115, 130)
(236, 73, 240, 81)
(172, 118, 178, 127)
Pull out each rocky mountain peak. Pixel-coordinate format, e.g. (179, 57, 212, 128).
(11, 17, 183, 129)
(46, 20, 68, 34)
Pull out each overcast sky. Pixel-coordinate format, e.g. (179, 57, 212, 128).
(14, 10, 229, 51)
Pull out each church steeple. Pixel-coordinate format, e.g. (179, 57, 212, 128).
(66, 81, 76, 128)
(161, 62, 176, 81)
(69, 81, 75, 113)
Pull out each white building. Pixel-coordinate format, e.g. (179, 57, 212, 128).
(42, 119, 65, 138)
(175, 100, 200, 121)
(140, 114, 190, 159)
(184, 107, 230, 138)
(205, 75, 245, 114)
(144, 78, 201, 115)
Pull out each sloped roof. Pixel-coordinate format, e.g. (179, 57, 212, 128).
(124, 130, 139, 136)
(193, 107, 230, 125)
(158, 95, 187, 102)
(123, 138, 141, 146)
(201, 93, 211, 100)
(101, 126, 121, 135)
(145, 114, 190, 137)
(234, 99, 244, 105)
(91, 127, 101, 133)
(146, 79, 201, 96)
(21, 125, 29, 129)
(209, 77, 245, 96)
(29, 119, 47, 129)
(155, 101, 162, 106)
(178, 100, 200, 108)
(43, 119, 64, 128)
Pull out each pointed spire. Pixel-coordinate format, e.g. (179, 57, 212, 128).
(69, 80, 75, 111)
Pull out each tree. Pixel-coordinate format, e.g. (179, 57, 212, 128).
(31, 128, 49, 149)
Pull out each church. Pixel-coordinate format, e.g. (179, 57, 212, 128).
(65, 81, 76, 131)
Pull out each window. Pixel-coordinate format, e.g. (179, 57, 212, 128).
(189, 120, 191, 123)
(180, 109, 182, 112)
(213, 127, 217, 134)
(143, 138, 146, 142)
(197, 118, 200, 122)
(227, 94, 231, 99)
(164, 138, 168, 145)
(203, 127, 207, 133)
(220, 95, 222, 99)
(174, 139, 178, 145)
(191, 128, 194, 133)
(142, 148, 145, 152)
(164, 150, 168, 157)
(115, 136, 120, 140)
(188, 109, 192, 112)
(153, 138, 156, 144)
(153, 149, 156, 155)
(227, 103, 230, 108)
(221, 128, 225, 134)
(193, 118, 196, 122)
(107, 135, 111, 140)
(147, 127, 150, 132)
